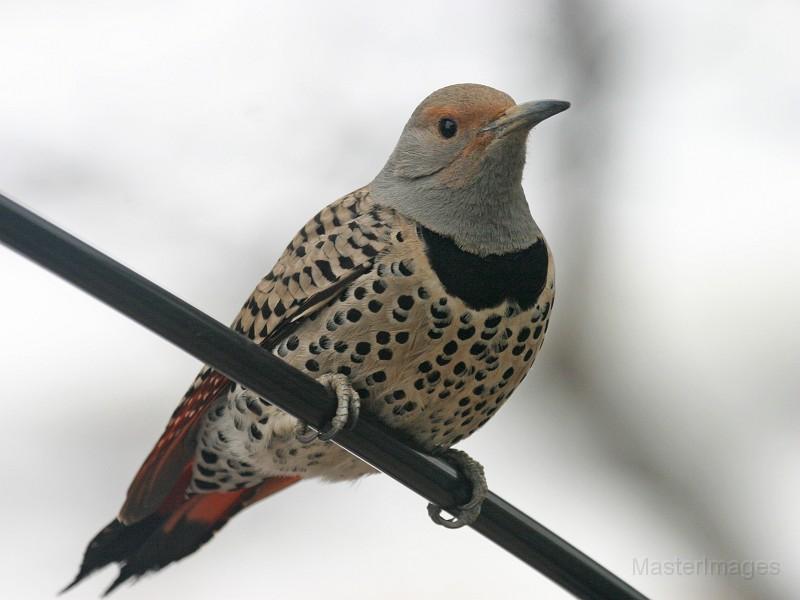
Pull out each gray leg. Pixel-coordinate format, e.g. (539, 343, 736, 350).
(427, 449, 488, 529)
(296, 373, 360, 443)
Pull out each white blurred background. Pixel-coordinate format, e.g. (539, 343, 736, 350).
(1, 1, 798, 599)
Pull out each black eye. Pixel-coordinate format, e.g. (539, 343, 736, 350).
(438, 118, 457, 138)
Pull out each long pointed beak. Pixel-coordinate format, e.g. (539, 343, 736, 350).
(481, 100, 570, 137)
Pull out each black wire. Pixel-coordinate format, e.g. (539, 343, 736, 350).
(0, 193, 648, 600)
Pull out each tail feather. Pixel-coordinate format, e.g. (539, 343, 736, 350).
(61, 515, 162, 594)
(65, 476, 300, 595)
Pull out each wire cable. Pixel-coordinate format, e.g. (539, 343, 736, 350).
(0, 192, 648, 600)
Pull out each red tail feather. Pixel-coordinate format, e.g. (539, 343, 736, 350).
(120, 369, 231, 524)
(64, 365, 302, 594)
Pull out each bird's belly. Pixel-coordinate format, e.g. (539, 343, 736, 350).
(192, 240, 554, 492)
(272, 251, 555, 453)
(192, 389, 376, 492)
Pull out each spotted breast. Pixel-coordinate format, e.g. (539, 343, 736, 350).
(188, 187, 553, 493)
(67, 83, 567, 594)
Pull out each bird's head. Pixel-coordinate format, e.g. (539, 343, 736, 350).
(371, 83, 569, 256)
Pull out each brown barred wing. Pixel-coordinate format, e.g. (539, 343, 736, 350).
(119, 188, 392, 524)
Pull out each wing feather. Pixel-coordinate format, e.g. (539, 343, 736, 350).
(120, 189, 391, 522)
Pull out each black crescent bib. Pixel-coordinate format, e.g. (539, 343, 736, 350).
(419, 226, 549, 311)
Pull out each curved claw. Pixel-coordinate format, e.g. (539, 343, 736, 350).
(295, 373, 359, 444)
(427, 449, 488, 529)
(346, 395, 360, 431)
(426, 502, 482, 529)
(295, 423, 319, 444)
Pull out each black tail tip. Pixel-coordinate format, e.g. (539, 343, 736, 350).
(59, 572, 85, 595)
(101, 572, 133, 598)
(60, 561, 138, 597)
(62, 514, 162, 595)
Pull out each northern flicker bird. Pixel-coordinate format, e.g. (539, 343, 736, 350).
(66, 83, 569, 594)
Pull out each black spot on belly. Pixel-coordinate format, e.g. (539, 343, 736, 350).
(484, 315, 502, 328)
(470, 342, 486, 355)
(419, 226, 549, 310)
(249, 423, 263, 440)
(197, 464, 215, 477)
(201, 450, 218, 464)
(457, 326, 475, 340)
(397, 295, 414, 310)
(286, 335, 299, 351)
(194, 479, 220, 491)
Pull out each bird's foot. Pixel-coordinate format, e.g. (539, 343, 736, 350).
(296, 373, 360, 443)
(427, 449, 488, 529)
